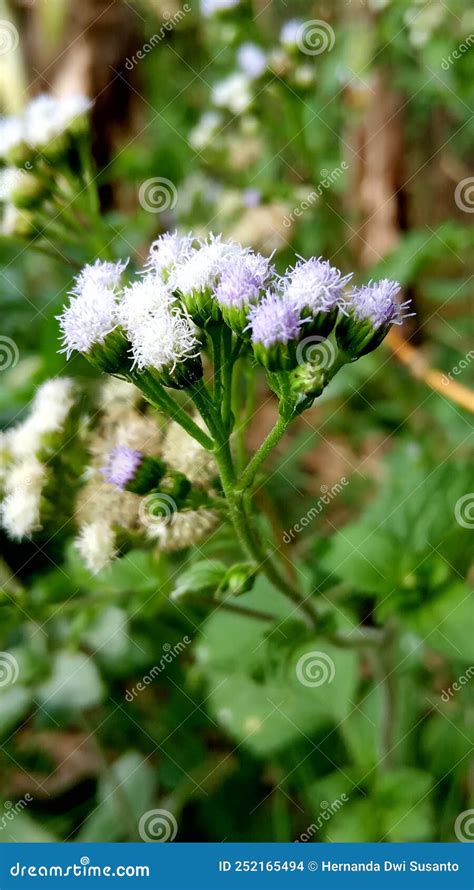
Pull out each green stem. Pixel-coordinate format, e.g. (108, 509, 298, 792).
(189, 377, 222, 439)
(127, 371, 214, 451)
(209, 325, 223, 405)
(237, 413, 291, 492)
(234, 358, 256, 473)
(215, 440, 319, 627)
(221, 328, 239, 432)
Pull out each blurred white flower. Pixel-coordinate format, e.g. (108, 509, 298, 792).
(280, 19, 303, 47)
(1, 456, 46, 539)
(201, 0, 240, 16)
(212, 73, 252, 114)
(190, 111, 223, 151)
(76, 520, 117, 574)
(237, 43, 267, 79)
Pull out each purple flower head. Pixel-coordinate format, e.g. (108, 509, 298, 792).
(350, 279, 413, 329)
(283, 257, 352, 315)
(214, 252, 272, 309)
(102, 445, 143, 489)
(248, 291, 303, 347)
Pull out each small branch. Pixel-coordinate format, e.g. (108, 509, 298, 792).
(387, 328, 474, 414)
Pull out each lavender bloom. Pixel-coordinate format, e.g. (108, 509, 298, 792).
(337, 278, 412, 358)
(349, 279, 413, 328)
(283, 257, 353, 315)
(102, 445, 143, 489)
(248, 292, 305, 371)
(248, 292, 302, 347)
(214, 252, 271, 309)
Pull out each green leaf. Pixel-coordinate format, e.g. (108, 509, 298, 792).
(77, 752, 157, 842)
(37, 652, 105, 713)
(0, 685, 32, 737)
(402, 583, 474, 660)
(171, 560, 227, 603)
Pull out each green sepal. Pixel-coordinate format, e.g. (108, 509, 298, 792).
(336, 312, 389, 358)
(126, 456, 167, 495)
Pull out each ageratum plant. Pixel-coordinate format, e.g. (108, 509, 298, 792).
(57, 231, 412, 632)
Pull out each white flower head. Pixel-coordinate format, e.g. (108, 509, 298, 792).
(129, 305, 200, 373)
(170, 234, 244, 296)
(237, 43, 267, 79)
(1, 456, 46, 540)
(189, 112, 223, 151)
(212, 73, 252, 115)
(0, 167, 24, 202)
(201, 0, 240, 16)
(58, 291, 119, 359)
(119, 275, 176, 331)
(280, 20, 304, 47)
(76, 520, 117, 574)
(72, 258, 128, 296)
(0, 116, 24, 161)
(32, 378, 75, 432)
(25, 93, 93, 148)
(58, 260, 126, 359)
(7, 378, 75, 459)
(145, 231, 195, 278)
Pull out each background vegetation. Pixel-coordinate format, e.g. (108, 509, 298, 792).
(0, 0, 472, 843)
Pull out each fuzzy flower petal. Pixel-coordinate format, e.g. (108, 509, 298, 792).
(145, 231, 195, 278)
(214, 250, 272, 309)
(129, 306, 200, 373)
(349, 279, 413, 328)
(248, 291, 303, 347)
(119, 275, 175, 330)
(170, 234, 244, 296)
(58, 260, 126, 358)
(283, 257, 352, 315)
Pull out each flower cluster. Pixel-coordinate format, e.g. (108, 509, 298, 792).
(0, 94, 92, 167)
(74, 382, 218, 573)
(0, 93, 95, 251)
(59, 232, 410, 390)
(0, 371, 219, 571)
(0, 379, 76, 539)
